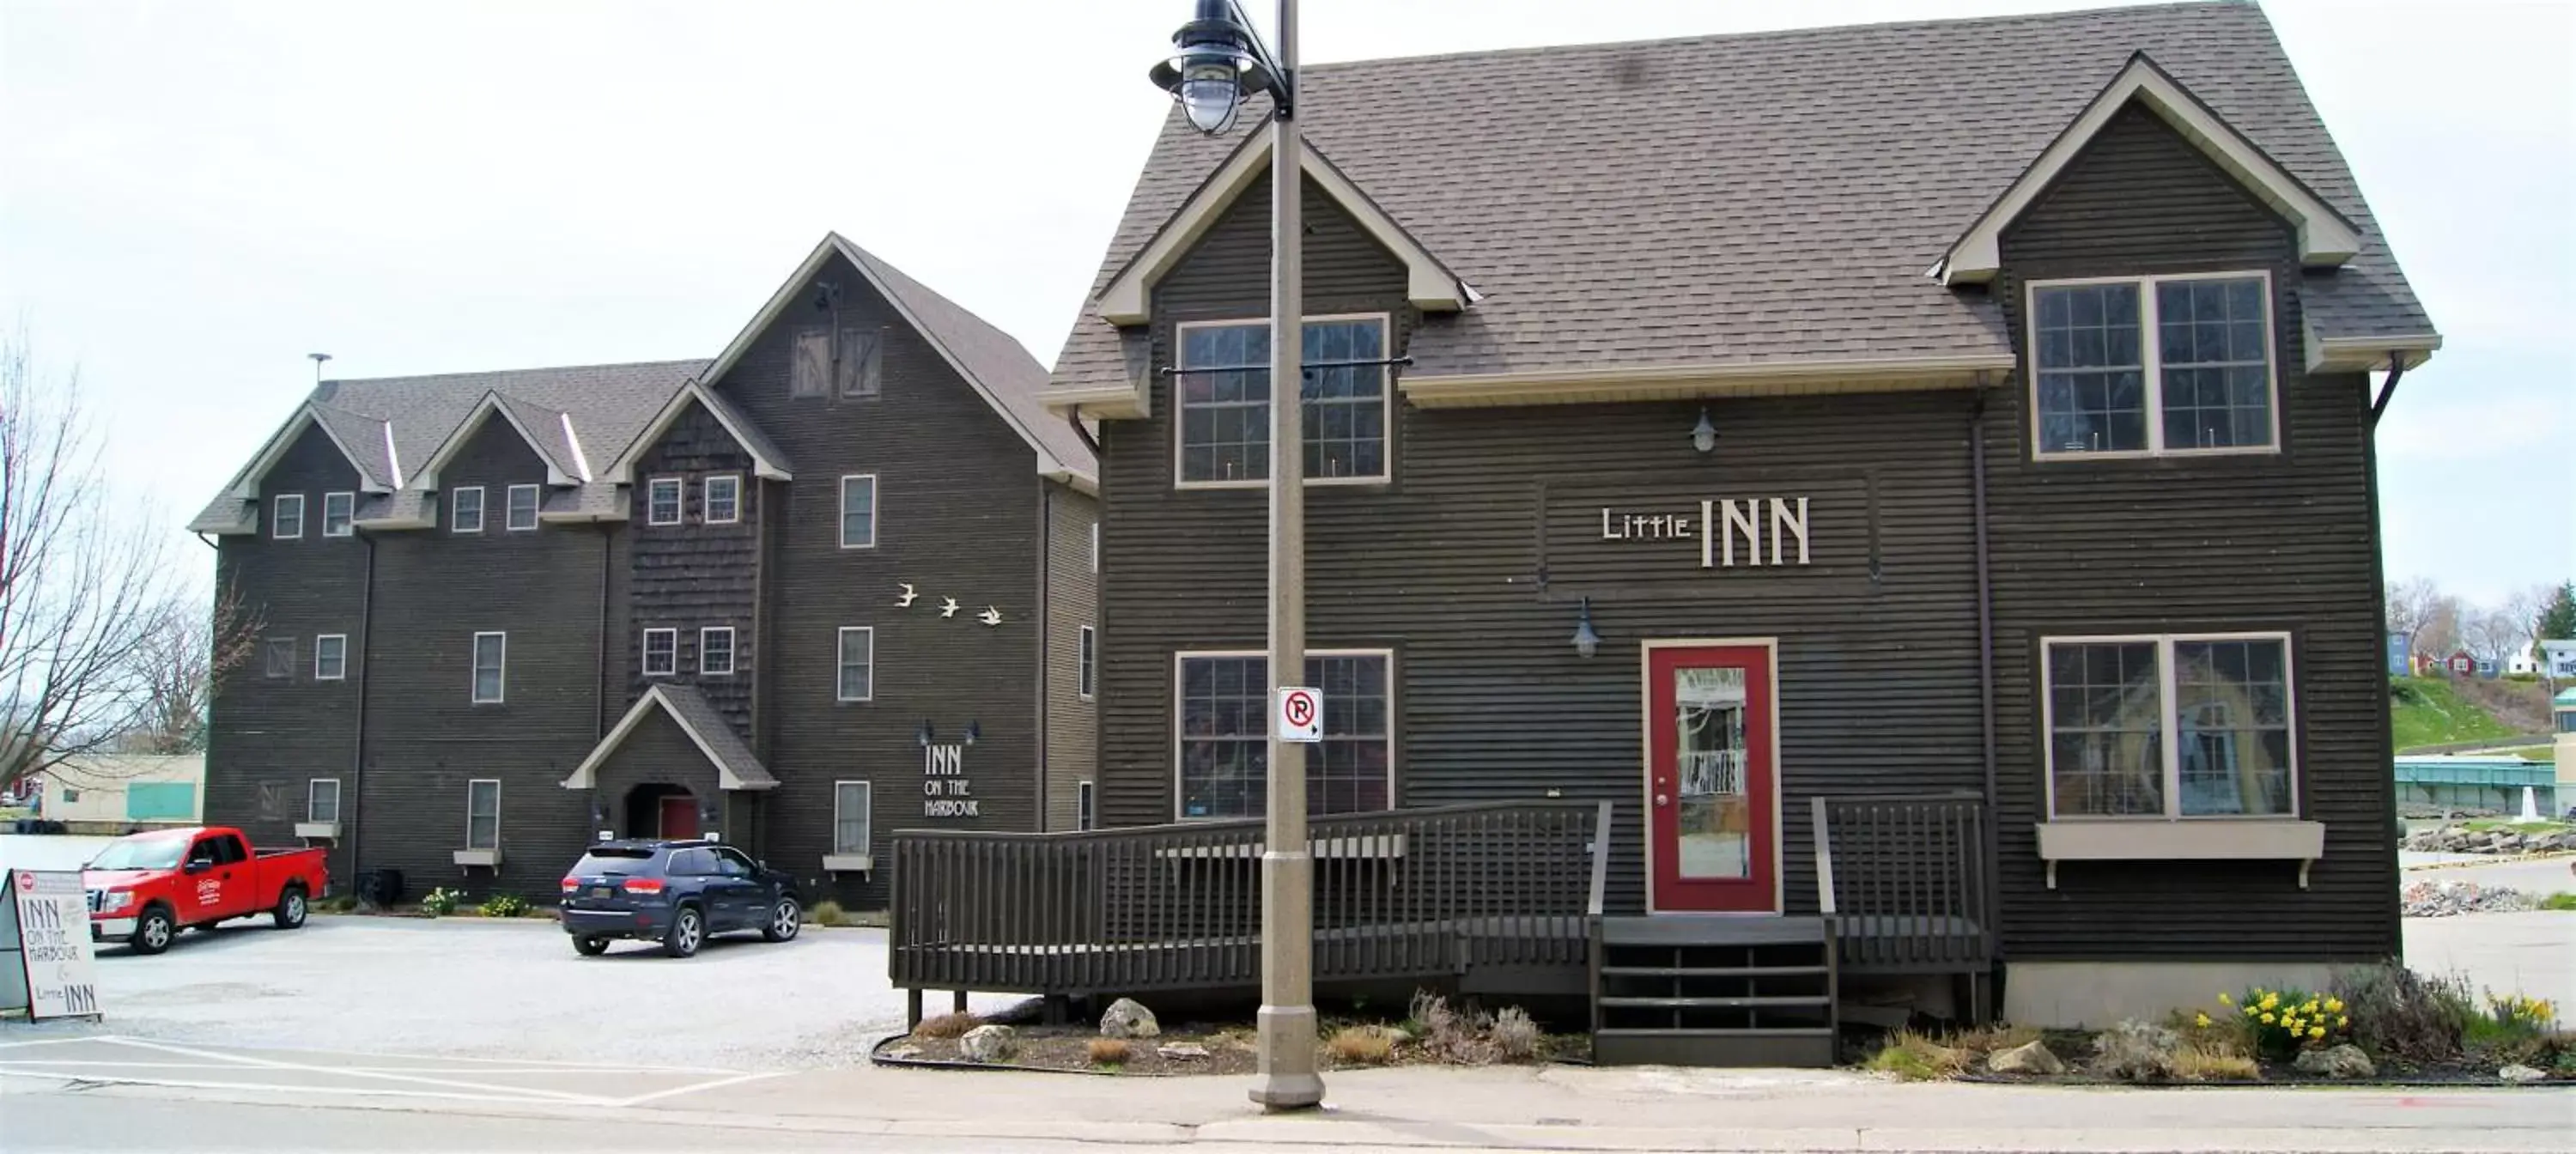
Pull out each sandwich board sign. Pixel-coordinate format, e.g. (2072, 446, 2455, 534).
(1276, 686, 1323, 744)
(3, 869, 102, 1020)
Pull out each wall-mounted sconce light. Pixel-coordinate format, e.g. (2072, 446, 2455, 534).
(916, 720, 935, 747)
(1571, 596, 1601, 660)
(1691, 406, 1719, 454)
(963, 721, 981, 746)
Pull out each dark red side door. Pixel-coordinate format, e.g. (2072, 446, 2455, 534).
(1646, 644, 1778, 913)
(658, 797, 699, 840)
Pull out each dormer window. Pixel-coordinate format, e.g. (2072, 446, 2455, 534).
(703, 475, 741, 525)
(271, 494, 306, 539)
(322, 492, 355, 538)
(506, 484, 540, 531)
(451, 486, 485, 533)
(1176, 316, 1390, 487)
(646, 477, 683, 526)
(2029, 273, 2276, 459)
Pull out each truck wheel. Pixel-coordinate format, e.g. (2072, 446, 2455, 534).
(662, 905, 704, 958)
(273, 885, 309, 930)
(762, 896, 802, 943)
(131, 907, 177, 955)
(573, 935, 611, 957)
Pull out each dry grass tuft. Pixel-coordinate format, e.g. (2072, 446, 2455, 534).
(914, 1012, 981, 1040)
(1953, 1023, 2043, 1056)
(808, 900, 846, 926)
(1865, 1029, 1965, 1081)
(1490, 1006, 1541, 1061)
(1087, 1037, 1132, 1066)
(2172, 1043, 2260, 1082)
(1327, 1026, 1396, 1065)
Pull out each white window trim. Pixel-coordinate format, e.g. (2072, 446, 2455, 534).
(1077, 780, 1097, 832)
(645, 476, 683, 526)
(505, 483, 541, 531)
(272, 493, 306, 539)
(838, 473, 878, 549)
(1091, 521, 1100, 573)
(1172, 313, 1395, 491)
(465, 778, 501, 851)
(1170, 647, 1396, 822)
(2025, 270, 2281, 462)
(471, 631, 507, 704)
(307, 778, 341, 823)
(1078, 625, 1097, 700)
(836, 626, 875, 703)
(314, 634, 349, 682)
(450, 485, 486, 533)
(832, 780, 872, 855)
(641, 628, 677, 677)
(699, 626, 735, 677)
(702, 474, 742, 525)
(321, 491, 355, 538)
(2038, 630, 2299, 822)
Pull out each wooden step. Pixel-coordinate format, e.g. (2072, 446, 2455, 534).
(1598, 915, 1830, 947)
(1593, 1027, 1836, 1068)
(1597, 994, 1829, 1010)
(1599, 964, 1828, 979)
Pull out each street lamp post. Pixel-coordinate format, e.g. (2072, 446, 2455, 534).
(1152, 0, 1321, 1112)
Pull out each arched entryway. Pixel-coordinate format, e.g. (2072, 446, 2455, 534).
(624, 784, 700, 839)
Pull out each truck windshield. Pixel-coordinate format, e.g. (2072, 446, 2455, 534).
(89, 839, 187, 871)
(572, 847, 660, 876)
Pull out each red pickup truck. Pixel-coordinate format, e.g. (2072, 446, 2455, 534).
(82, 826, 330, 955)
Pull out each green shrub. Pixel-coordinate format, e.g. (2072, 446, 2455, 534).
(478, 893, 530, 919)
(419, 887, 462, 918)
(2539, 893, 2576, 912)
(809, 899, 846, 926)
(1864, 1029, 1962, 1080)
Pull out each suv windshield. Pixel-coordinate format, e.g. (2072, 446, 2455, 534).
(89, 838, 187, 871)
(572, 847, 661, 876)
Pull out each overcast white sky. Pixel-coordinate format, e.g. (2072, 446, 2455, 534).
(3, 0, 2568, 604)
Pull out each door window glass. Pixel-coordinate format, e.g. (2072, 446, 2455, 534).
(1672, 665, 1751, 880)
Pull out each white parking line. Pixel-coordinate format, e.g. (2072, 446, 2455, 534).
(0, 1035, 784, 1109)
(606, 1071, 786, 1108)
(100, 1036, 613, 1104)
(0, 1069, 620, 1106)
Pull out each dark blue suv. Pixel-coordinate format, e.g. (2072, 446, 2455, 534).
(557, 840, 801, 958)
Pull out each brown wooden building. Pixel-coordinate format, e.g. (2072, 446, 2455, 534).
(192, 234, 1097, 909)
(890, 3, 2440, 1060)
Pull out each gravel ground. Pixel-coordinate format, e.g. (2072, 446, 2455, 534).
(20, 914, 1029, 1071)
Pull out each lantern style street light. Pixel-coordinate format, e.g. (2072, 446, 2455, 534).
(1151, 0, 1321, 1114)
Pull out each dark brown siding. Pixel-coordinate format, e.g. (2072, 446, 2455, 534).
(1985, 102, 2398, 959)
(627, 403, 761, 733)
(1042, 483, 1100, 830)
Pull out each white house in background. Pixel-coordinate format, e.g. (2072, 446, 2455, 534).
(33, 755, 205, 832)
(2506, 647, 2540, 677)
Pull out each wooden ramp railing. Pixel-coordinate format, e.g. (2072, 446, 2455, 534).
(890, 800, 1612, 1010)
(1810, 793, 1994, 981)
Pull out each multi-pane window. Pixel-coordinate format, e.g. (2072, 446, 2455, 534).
(833, 781, 872, 855)
(322, 492, 355, 538)
(2044, 634, 2294, 819)
(703, 475, 741, 525)
(700, 627, 735, 677)
(839, 475, 877, 549)
(272, 494, 305, 539)
(506, 484, 540, 531)
(836, 627, 874, 702)
(641, 629, 677, 677)
(314, 635, 348, 681)
(465, 780, 501, 850)
(2031, 274, 2275, 458)
(307, 779, 341, 823)
(1176, 317, 1389, 484)
(450, 486, 485, 533)
(471, 632, 507, 703)
(792, 327, 882, 399)
(1078, 626, 1097, 699)
(263, 637, 295, 679)
(645, 477, 683, 525)
(1176, 652, 1391, 819)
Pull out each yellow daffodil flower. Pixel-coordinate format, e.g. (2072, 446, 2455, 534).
(2219, 993, 2233, 1005)
(2310, 1026, 2325, 1039)
(2195, 1012, 2212, 1029)
(2338, 1016, 2349, 1028)
(2324, 998, 2343, 1013)
(2260, 1012, 2275, 1024)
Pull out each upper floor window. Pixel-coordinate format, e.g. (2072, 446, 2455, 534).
(836, 626, 874, 702)
(2043, 633, 2293, 820)
(699, 626, 735, 677)
(263, 637, 295, 679)
(1078, 625, 1097, 699)
(272, 494, 306, 539)
(2029, 273, 2275, 459)
(506, 484, 540, 531)
(471, 631, 507, 703)
(1176, 316, 1389, 486)
(322, 492, 355, 538)
(792, 326, 881, 399)
(840, 475, 878, 549)
(1176, 650, 1391, 819)
(703, 475, 741, 525)
(641, 628, 677, 677)
(645, 477, 683, 526)
(465, 779, 501, 850)
(451, 486, 485, 534)
(314, 635, 348, 682)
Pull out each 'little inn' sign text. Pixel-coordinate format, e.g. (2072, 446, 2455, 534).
(1601, 498, 1812, 568)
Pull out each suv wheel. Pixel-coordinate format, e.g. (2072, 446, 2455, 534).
(762, 896, 802, 943)
(662, 905, 704, 958)
(573, 935, 611, 957)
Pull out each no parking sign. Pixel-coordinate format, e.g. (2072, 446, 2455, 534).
(1276, 686, 1322, 744)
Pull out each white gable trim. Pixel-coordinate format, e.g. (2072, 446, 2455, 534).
(560, 684, 776, 793)
(409, 392, 580, 489)
(600, 380, 793, 485)
(1093, 131, 1471, 326)
(1939, 55, 2363, 286)
(226, 404, 392, 499)
(558, 412, 593, 483)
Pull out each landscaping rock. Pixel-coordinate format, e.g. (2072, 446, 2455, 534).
(2292, 1044, 2375, 1078)
(1987, 1039, 2066, 1076)
(884, 1045, 923, 1060)
(2402, 880, 2537, 917)
(2498, 1063, 2547, 1084)
(2089, 1019, 2180, 1082)
(1099, 997, 1161, 1039)
(1157, 1042, 1210, 1060)
(959, 1023, 1018, 1063)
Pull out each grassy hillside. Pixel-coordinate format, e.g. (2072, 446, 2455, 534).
(2389, 677, 2524, 752)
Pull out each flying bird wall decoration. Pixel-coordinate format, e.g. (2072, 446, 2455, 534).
(978, 606, 1002, 627)
(939, 597, 960, 619)
(896, 583, 918, 607)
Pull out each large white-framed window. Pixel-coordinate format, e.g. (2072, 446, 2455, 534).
(307, 778, 342, 824)
(2042, 632, 2296, 820)
(2027, 271, 2277, 459)
(471, 632, 507, 704)
(272, 493, 306, 539)
(702, 474, 741, 525)
(450, 486, 485, 533)
(699, 626, 735, 677)
(836, 626, 874, 702)
(1174, 648, 1393, 820)
(833, 780, 872, 855)
(1078, 626, 1097, 700)
(465, 779, 501, 850)
(641, 628, 677, 677)
(322, 492, 355, 538)
(1076, 780, 1097, 832)
(839, 474, 878, 549)
(1174, 314, 1392, 488)
(645, 477, 683, 525)
(314, 634, 349, 682)
(505, 483, 541, 531)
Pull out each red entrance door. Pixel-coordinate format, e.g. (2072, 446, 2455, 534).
(1645, 643, 1777, 913)
(658, 796, 699, 839)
